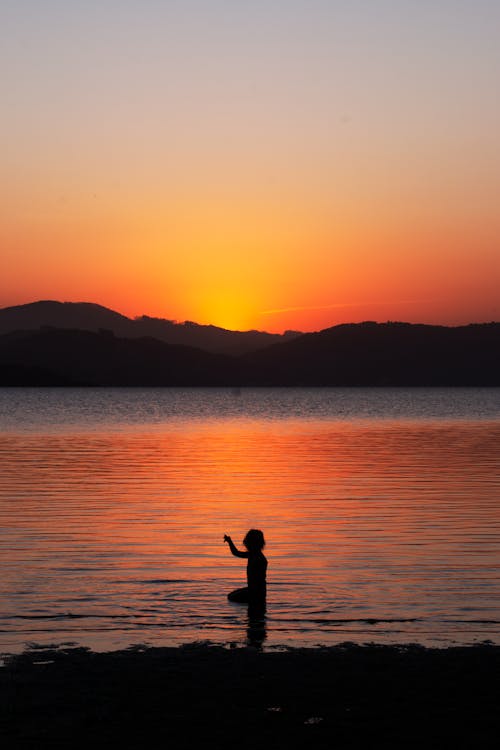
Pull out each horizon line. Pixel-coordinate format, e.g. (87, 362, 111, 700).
(0, 298, 499, 336)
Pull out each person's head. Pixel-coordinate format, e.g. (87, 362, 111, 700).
(243, 529, 265, 552)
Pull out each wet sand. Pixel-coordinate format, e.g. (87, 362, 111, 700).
(1, 643, 499, 749)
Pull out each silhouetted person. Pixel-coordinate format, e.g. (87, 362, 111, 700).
(224, 529, 267, 610)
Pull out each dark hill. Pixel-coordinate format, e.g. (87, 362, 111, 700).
(0, 328, 248, 386)
(245, 321, 500, 386)
(1, 319, 499, 386)
(0, 301, 300, 356)
(0, 301, 131, 335)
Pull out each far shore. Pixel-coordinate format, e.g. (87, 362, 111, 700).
(1, 642, 499, 748)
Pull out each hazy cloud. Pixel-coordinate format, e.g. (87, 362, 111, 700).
(260, 301, 425, 316)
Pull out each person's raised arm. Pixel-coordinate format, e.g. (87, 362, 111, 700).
(223, 534, 248, 558)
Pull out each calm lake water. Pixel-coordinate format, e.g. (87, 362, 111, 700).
(1, 387, 499, 653)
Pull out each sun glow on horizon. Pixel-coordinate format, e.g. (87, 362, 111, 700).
(190, 289, 260, 333)
(1, 1, 500, 331)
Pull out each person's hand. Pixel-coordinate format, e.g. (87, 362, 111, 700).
(223, 534, 231, 543)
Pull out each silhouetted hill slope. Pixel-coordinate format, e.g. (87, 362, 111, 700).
(245, 321, 500, 385)
(0, 362, 78, 386)
(0, 329, 247, 386)
(132, 315, 300, 355)
(0, 301, 300, 355)
(1, 321, 499, 386)
(0, 301, 131, 335)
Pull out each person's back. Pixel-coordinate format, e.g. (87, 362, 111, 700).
(247, 547, 267, 601)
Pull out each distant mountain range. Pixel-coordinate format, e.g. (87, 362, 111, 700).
(0, 301, 300, 356)
(0, 301, 499, 386)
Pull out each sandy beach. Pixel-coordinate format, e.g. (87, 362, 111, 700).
(1, 642, 499, 748)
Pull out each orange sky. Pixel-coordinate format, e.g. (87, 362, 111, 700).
(1, 2, 499, 332)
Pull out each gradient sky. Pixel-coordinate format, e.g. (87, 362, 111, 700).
(2, 0, 499, 332)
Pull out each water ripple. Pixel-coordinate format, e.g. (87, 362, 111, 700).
(0, 387, 499, 652)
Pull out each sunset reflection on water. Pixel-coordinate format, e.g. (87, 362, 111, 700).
(1, 416, 499, 652)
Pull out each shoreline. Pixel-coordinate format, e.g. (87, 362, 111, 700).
(2, 642, 499, 748)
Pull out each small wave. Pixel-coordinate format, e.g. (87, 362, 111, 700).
(109, 579, 193, 585)
(5, 613, 151, 621)
(272, 617, 421, 625)
(269, 582, 309, 587)
(447, 619, 500, 625)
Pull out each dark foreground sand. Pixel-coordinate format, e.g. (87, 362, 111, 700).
(1, 643, 499, 749)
